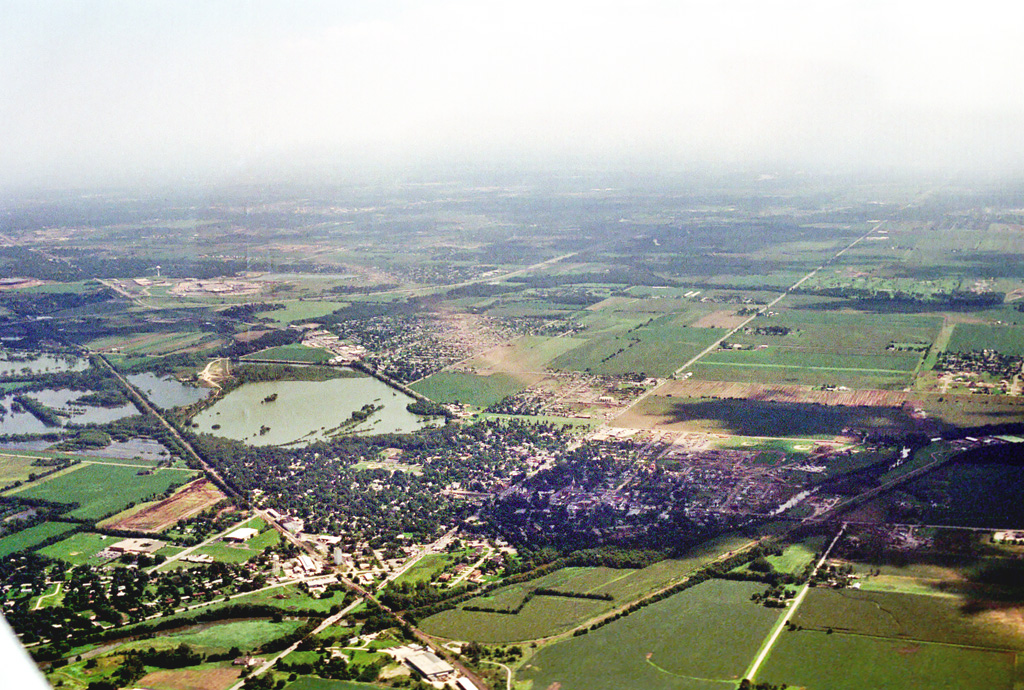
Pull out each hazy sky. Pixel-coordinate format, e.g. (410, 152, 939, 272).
(3, 1, 1023, 189)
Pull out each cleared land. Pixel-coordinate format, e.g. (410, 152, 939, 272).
(102, 478, 226, 532)
(137, 665, 242, 690)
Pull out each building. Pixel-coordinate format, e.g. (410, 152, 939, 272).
(296, 555, 320, 574)
(224, 527, 259, 543)
(456, 677, 478, 690)
(405, 650, 454, 681)
(281, 519, 305, 534)
(109, 538, 165, 554)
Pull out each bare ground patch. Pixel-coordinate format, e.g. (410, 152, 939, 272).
(104, 478, 226, 532)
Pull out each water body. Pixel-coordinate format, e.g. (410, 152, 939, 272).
(0, 395, 50, 435)
(77, 438, 169, 460)
(0, 352, 87, 377)
(30, 389, 139, 425)
(191, 373, 440, 446)
(127, 373, 211, 409)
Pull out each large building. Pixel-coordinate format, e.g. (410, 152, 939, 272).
(405, 650, 454, 681)
(223, 527, 259, 543)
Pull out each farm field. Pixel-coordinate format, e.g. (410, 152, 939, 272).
(259, 300, 349, 324)
(0, 521, 78, 558)
(757, 630, 1016, 690)
(411, 371, 530, 408)
(792, 588, 1024, 651)
(468, 335, 583, 373)
(241, 344, 332, 363)
(947, 323, 1024, 356)
(615, 396, 914, 438)
(420, 536, 753, 643)
(135, 664, 241, 690)
(517, 580, 780, 690)
(10, 463, 198, 521)
(102, 478, 226, 532)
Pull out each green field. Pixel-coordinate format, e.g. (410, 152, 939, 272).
(260, 301, 349, 324)
(37, 532, 117, 565)
(11, 463, 197, 521)
(548, 321, 726, 377)
(120, 619, 303, 654)
(0, 453, 44, 484)
(0, 521, 78, 558)
(757, 630, 1016, 690)
(469, 335, 585, 372)
(421, 536, 753, 643)
(793, 588, 1024, 650)
(242, 344, 333, 363)
(391, 553, 453, 586)
(518, 580, 780, 690)
(411, 371, 527, 408)
(947, 323, 1024, 356)
(286, 678, 389, 690)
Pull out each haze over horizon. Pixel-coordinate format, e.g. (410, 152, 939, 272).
(4, 0, 1024, 191)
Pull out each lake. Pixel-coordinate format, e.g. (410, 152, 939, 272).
(191, 372, 440, 446)
(0, 352, 87, 377)
(127, 373, 211, 409)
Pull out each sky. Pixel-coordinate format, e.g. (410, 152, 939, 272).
(3, 0, 1024, 190)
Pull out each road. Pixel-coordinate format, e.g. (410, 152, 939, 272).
(482, 659, 512, 690)
(147, 515, 255, 573)
(33, 583, 61, 610)
(742, 523, 847, 683)
(611, 223, 882, 424)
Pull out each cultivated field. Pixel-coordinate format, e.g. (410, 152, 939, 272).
(0, 521, 78, 558)
(102, 478, 226, 532)
(518, 580, 780, 690)
(11, 463, 198, 521)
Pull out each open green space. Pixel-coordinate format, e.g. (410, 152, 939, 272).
(259, 301, 349, 324)
(37, 531, 116, 565)
(120, 619, 303, 654)
(0, 453, 44, 484)
(757, 630, 1016, 690)
(518, 580, 780, 690)
(286, 678, 389, 690)
(947, 323, 1024, 356)
(0, 521, 78, 558)
(793, 588, 1024, 650)
(11, 463, 197, 521)
(411, 371, 527, 408)
(391, 553, 453, 586)
(242, 344, 333, 363)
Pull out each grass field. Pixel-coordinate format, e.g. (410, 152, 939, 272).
(421, 535, 754, 643)
(242, 344, 333, 363)
(11, 463, 198, 521)
(411, 371, 528, 408)
(947, 323, 1024, 356)
(518, 580, 780, 690)
(0, 453, 43, 484)
(286, 678, 390, 690)
(37, 532, 116, 565)
(793, 588, 1024, 651)
(0, 521, 78, 558)
(757, 630, 1016, 690)
(391, 553, 453, 586)
(260, 301, 349, 324)
(120, 619, 304, 654)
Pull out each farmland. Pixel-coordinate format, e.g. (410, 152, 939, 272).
(10, 462, 198, 521)
(518, 580, 780, 690)
(102, 478, 226, 532)
(0, 521, 78, 558)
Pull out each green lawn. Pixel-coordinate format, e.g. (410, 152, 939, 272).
(518, 580, 781, 690)
(0, 521, 79, 558)
(757, 630, 1016, 690)
(11, 463, 197, 521)
(37, 532, 116, 565)
(119, 619, 303, 654)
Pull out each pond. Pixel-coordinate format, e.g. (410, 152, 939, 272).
(127, 373, 211, 409)
(0, 351, 88, 377)
(191, 372, 441, 446)
(0, 395, 51, 435)
(30, 389, 139, 425)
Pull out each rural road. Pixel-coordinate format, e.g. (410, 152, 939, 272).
(742, 523, 847, 683)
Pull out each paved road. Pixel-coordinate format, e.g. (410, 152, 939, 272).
(742, 523, 847, 683)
